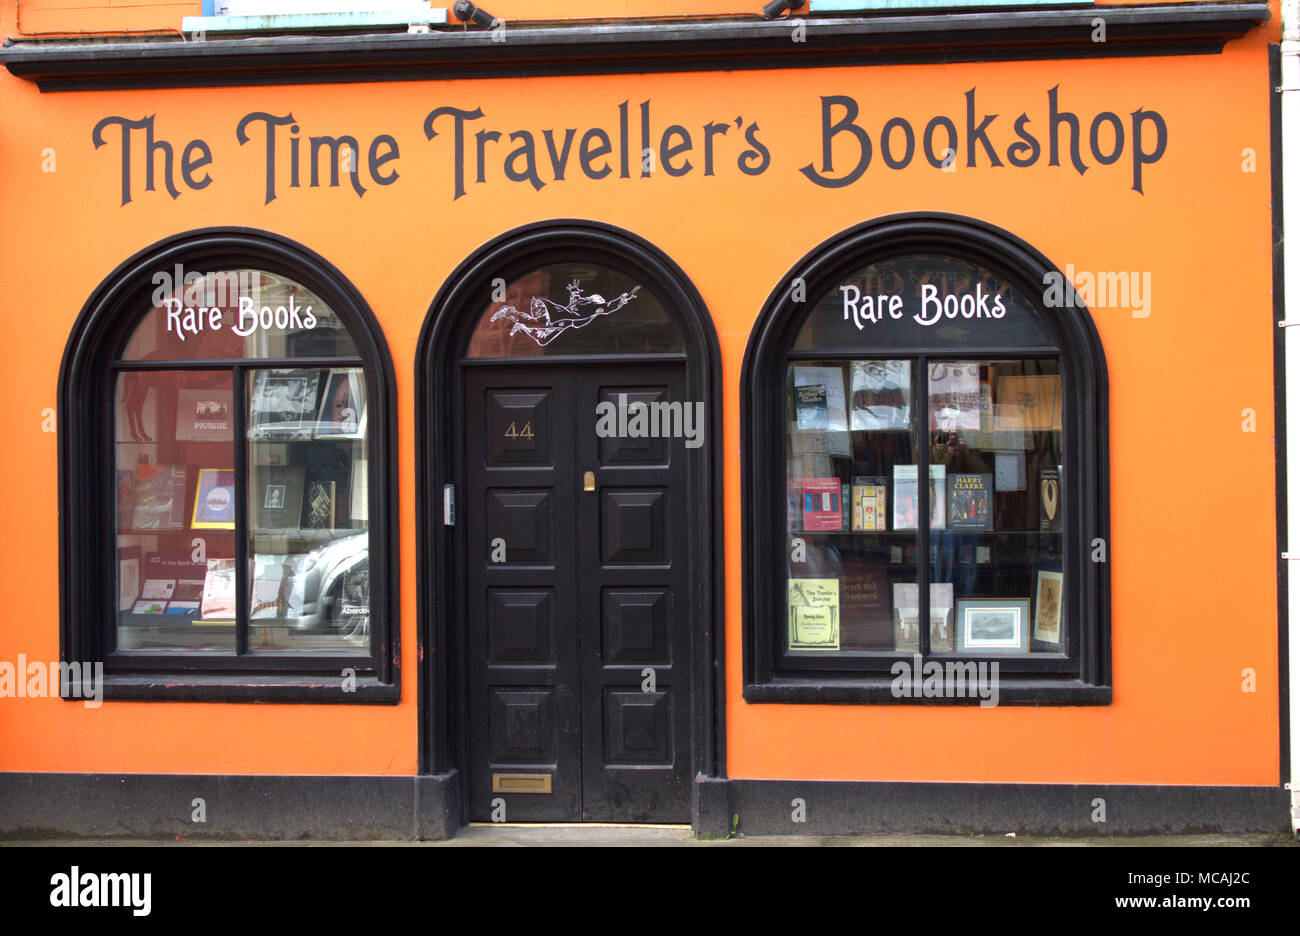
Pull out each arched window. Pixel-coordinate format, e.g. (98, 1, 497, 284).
(742, 214, 1109, 703)
(60, 230, 397, 701)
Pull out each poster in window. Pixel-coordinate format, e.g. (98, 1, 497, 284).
(144, 551, 207, 591)
(800, 477, 842, 531)
(116, 470, 135, 532)
(788, 578, 840, 650)
(892, 583, 954, 652)
(892, 464, 946, 530)
(792, 365, 850, 456)
(928, 362, 981, 431)
(118, 545, 141, 612)
(200, 558, 236, 621)
(350, 455, 369, 523)
(850, 360, 911, 431)
(130, 465, 188, 531)
(315, 369, 366, 440)
(175, 388, 232, 442)
(1039, 465, 1061, 532)
(947, 473, 993, 531)
(302, 480, 337, 530)
(850, 478, 887, 531)
(140, 579, 175, 601)
(1032, 565, 1065, 649)
(839, 561, 893, 650)
(993, 375, 1061, 431)
(930, 582, 955, 652)
(994, 452, 1026, 492)
(249, 370, 320, 440)
(250, 554, 291, 620)
(192, 468, 236, 529)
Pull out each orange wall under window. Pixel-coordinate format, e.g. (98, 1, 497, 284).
(0, 28, 1280, 784)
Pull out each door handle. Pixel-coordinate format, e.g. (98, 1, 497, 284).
(583, 470, 595, 492)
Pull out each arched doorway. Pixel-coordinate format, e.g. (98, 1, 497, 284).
(417, 221, 723, 823)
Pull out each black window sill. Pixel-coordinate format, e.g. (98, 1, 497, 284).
(66, 673, 399, 704)
(744, 676, 1111, 705)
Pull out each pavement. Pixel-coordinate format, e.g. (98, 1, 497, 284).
(5, 828, 1297, 846)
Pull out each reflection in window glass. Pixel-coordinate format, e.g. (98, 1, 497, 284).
(115, 371, 236, 651)
(465, 263, 682, 357)
(246, 367, 370, 652)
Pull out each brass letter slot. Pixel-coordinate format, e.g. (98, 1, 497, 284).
(492, 773, 553, 794)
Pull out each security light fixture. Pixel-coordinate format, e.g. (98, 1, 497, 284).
(453, 0, 497, 28)
(762, 0, 805, 19)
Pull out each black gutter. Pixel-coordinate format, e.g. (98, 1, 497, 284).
(0, 6, 1270, 92)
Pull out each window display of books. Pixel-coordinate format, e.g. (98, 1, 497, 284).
(114, 368, 370, 651)
(785, 357, 1063, 656)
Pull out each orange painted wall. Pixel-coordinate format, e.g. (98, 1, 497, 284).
(0, 22, 1279, 783)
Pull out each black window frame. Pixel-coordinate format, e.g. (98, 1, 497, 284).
(741, 213, 1111, 704)
(60, 228, 399, 702)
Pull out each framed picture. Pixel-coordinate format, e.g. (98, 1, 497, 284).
(315, 368, 366, 439)
(993, 375, 1062, 431)
(956, 598, 1030, 653)
(1032, 564, 1065, 649)
(192, 468, 236, 530)
(251, 464, 306, 531)
(249, 369, 320, 439)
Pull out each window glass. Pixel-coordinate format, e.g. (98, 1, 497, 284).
(465, 262, 682, 357)
(121, 269, 359, 360)
(114, 272, 371, 657)
(783, 357, 1063, 658)
(792, 254, 1053, 352)
(928, 359, 1063, 655)
(115, 371, 236, 651)
(787, 360, 918, 653)
(246, 367, 370, 652)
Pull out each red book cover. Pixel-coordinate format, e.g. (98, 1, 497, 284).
(801, 478, 843, 531)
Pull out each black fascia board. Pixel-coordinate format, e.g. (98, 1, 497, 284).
(0, 5, 1272, 92)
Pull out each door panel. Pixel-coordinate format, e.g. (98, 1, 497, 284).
(465, 370, 580, 821)
(464, 363, 692, 823)
(577, 366, 692, 822)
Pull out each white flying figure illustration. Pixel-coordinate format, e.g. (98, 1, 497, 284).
(491, 280, 641, 346)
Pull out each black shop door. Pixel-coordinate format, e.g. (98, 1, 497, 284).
(462, 363, 693, 822)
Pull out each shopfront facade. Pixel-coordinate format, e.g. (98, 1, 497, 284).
(0, 0, 1290, 838)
